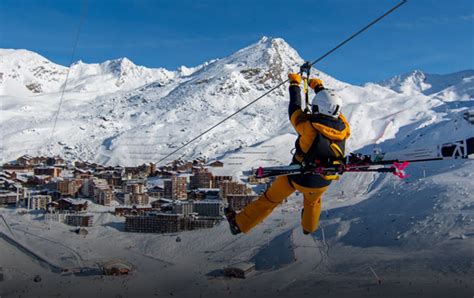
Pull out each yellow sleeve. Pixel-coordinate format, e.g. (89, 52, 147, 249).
(290, 110, 306, 135)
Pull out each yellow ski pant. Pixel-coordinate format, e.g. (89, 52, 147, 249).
(235, 175, 328, 234)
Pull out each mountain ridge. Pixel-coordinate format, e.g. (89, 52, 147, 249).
(1, 37, 473, 166)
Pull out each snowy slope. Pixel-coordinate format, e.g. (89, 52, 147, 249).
(2, 37, 473, 168)
(1, 161, 473, 297)
(0, 38, 354, 165)
(0, 49, 180, 96)
(0, 49, 67, 96)
(378, 69, 474, 99)
(65, 58, 176, 94)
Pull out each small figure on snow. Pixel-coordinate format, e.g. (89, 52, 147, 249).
(226, 73, 350, 235)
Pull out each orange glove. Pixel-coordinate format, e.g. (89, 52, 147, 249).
(309, 78, 323, 90)
(288, 73, 302, 86)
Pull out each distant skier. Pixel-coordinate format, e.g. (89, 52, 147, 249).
(226, 73, 350, 235)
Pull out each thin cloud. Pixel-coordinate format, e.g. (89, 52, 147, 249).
(392, 14, 474, 28)
(459, 14, 474, 21)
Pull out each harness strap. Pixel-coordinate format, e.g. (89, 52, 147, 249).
(330, 143, 344, 158)
(300, 61, 311, 114)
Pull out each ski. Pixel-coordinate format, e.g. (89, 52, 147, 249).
(250, 163, 407, 179)
(248, 137, 474, 179)
(250, 164, 398, 178)
(372, 137, 474, 164)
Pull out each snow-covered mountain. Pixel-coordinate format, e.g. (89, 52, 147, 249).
(0, 49, 179, 96)
(0, 49, 67, 96)
(0, 37, 473, 167)
(1, 37, 474, 297)
(378, 69, 474, 99)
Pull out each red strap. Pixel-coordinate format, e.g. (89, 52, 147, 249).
(257, 167, 264, 178)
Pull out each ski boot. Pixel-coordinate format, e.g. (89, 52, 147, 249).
(224, 207, 241, 235)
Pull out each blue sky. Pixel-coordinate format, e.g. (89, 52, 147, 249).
(1, 0, 473, 84)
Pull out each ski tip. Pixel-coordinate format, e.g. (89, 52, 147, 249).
(393, 161, 409, 170)
(391, 161, 410, 179)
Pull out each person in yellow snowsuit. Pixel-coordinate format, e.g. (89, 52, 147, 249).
(225, 73, 350, 235)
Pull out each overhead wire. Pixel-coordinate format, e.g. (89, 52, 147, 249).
(155, 0, 407, 166)
(47, 0, 89, 154)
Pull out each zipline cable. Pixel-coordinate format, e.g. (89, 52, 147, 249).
(47, 0, 89, 153)
(306, 0, 407, 68)
(155, 0, 407, 165)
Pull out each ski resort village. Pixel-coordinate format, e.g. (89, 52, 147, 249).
(1, 155, 259, 233)
(1, 1, 474, 297)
